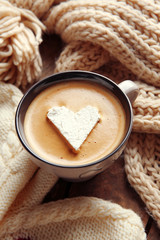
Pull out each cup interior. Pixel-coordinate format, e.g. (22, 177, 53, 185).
(15, 71, 133, 168)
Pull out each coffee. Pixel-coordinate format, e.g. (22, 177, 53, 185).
(24, 80, 126, 166)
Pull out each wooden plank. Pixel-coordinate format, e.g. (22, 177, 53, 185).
(43, 178, 72, 202)
(40, 34, 63, 80)
(147, 218, 160, 240)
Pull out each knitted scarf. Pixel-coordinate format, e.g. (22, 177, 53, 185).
(1, 0, 160, 238)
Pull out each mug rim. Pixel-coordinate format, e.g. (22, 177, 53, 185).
(15, 70, 133, 169)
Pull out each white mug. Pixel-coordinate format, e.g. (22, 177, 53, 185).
(15, 71, 139, 181)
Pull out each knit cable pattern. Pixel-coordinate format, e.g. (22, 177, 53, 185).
(124, 133, 160, 227)
(0, 82, 37, 221)
(44, 0, 160, 88)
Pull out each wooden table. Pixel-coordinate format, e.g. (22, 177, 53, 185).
(39, 34, 160, 240)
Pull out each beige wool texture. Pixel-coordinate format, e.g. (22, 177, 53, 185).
(1, 0, 160, 238)
(0, 0, 45, 89)
(0, 82, 146, 239)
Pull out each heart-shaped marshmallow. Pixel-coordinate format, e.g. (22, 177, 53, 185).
(47, 106, 100, 152)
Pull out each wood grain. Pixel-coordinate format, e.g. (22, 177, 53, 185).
(147, 219, 160, 240)
(40, 34, 63, 80)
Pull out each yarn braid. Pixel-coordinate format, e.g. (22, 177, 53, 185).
(125, 133, 160, 227)
(54, 41, 110, 73)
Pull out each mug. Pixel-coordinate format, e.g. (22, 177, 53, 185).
(15, 71, 139, 181)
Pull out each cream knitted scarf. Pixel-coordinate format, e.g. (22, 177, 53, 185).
(0, 83, 145, 239)
(1, 0, 160, 238)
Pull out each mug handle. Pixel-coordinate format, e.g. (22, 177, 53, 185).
(118, 80, 139, 104)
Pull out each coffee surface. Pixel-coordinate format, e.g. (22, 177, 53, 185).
(24, 80, 126, 166)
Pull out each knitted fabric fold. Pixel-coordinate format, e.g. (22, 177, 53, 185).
(54, 40, 110, 73)
(3, 197, 146, 240)
(124, 133, 160, 227)
(44, 0, 160, 88)
(0, 83, 37, 221)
